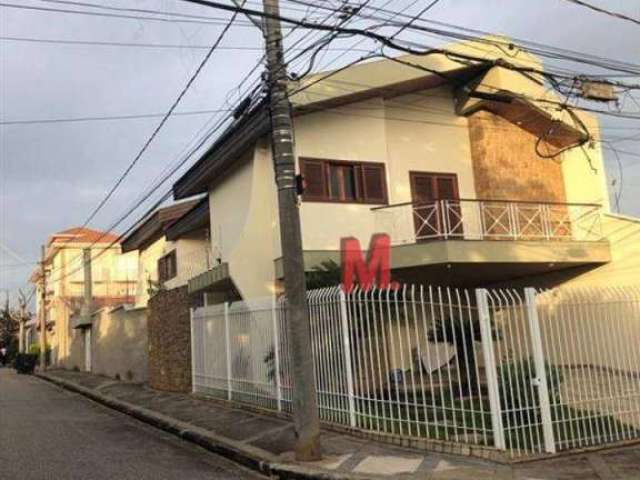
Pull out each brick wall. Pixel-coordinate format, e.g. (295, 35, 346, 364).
(148, 286, 192, 393)
(468, 110, 567, 202)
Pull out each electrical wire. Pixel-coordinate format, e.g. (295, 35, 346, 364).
(0, 108, 233, 126)
(559, 0, 640, 26)
(0, 34, 371, 53)
(40, 0, 344, 283)
(80, 6, 242, 229)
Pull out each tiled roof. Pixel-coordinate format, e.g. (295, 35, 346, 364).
(120, 199, 201, 252)
(49, 227, 120, 245)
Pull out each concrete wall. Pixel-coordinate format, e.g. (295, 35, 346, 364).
(45, 245, 137, 367)
(91, 306, 148, 382)
(66, 306, 148, 382)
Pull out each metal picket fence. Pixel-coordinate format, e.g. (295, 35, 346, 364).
(191, 284, 640, 457)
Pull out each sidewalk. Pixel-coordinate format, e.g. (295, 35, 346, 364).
(38, 369, 640, 480)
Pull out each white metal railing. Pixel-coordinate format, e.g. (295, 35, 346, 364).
(191, 284, 640, 457)
(373, 199, 603, 244)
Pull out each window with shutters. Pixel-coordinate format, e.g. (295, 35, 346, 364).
(299, 158, 387, 204)
(158, 251, 177, 282)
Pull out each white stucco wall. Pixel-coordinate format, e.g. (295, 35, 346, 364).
(560, 121, 610, 211)
(209, 146, 280, 299)
(164, 233, 210, 290)
(294, 87, 476, 251)
(135, 237, 166, 307)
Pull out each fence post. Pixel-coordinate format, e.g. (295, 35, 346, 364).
(524, 288, 556, 454)
(271, 296, 282, 412)
(339, 289, 357, 428)
(441, 199, 449, 239)
(224, 301, 232, 401)
(475, 288, 506, 450)
(189, 307, 197, 394)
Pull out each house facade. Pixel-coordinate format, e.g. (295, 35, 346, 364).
(172, 37, 636, 302)
(120, 198, 210, 307)
(30, 227, 137, 367)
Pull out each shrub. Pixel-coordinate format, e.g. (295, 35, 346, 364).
(28, 343, 52, 365)
(497, 358, 562, 424)
(14, 353, 38, 374)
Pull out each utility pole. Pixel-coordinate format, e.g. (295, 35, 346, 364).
(39, 245, 47, 370)
(262, 0, 321, 461)
(18, 289, 27, 354)
(80, 248, 92, 323)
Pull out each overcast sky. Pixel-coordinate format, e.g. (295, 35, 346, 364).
(1, 0, 638, 300)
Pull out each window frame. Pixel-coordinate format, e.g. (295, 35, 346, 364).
(158, 250, 177, 283)
(299, 157, 388, 205)
(409, 171, 461, 203)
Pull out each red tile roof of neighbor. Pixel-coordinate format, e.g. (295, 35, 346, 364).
(49, 227, 120, 245)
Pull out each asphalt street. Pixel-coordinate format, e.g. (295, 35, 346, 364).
(0, 368, 265, 479)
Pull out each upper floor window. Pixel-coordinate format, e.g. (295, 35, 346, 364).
(158, 251, 177, 283)
(299, 158, 388, 204)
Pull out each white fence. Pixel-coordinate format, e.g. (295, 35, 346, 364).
(191, 284, 640, 457)
(373, 199, 603, 244)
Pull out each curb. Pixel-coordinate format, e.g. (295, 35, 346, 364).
(36, 373, 379, 480)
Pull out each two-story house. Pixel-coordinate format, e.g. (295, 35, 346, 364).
(171, 36, 637, 302)
(120, 198, 211, 306)
(30, 227, 137, 367)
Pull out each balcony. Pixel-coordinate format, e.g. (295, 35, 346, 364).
(365, 198, 610, 285)
(373, 198, 604, 245)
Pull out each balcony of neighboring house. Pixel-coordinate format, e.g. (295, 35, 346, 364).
(179, 244, 236, 303)
(368, 197, 611, 285)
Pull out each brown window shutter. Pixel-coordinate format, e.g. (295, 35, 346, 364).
(300, 159, 326, 200)
(158, 257, 165, 283)
(362, 164, 387, 203)
(436, 176, 458, 200)
(169, 251, 177, 279)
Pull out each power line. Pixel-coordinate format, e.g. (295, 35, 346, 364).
(286, 0, 640, 75)
(80, 6, 242, 229)
(0, 108, 232, 126)
(0, 34, 371, 53)
(0, 1, 267, 28)
(41, 1, 343, 283)
(180, 0, 640, 85)
(559, 0, 640, 26)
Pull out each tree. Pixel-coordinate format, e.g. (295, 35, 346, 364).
(427, 312, 500, 397)
(304, 260, 341, 290)
(0, 298, 19, 363)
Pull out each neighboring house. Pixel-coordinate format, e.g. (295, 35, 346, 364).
(120, 198, 209, 307)
(120, 197, 211, 393)
(30, 227, 137, 367)
(170, 35, 637, 302)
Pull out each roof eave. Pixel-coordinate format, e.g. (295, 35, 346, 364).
(173, 105, 271, 200)
(165, 198, 210, 241)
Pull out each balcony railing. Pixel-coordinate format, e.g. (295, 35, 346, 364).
(372, 199, 603, 245)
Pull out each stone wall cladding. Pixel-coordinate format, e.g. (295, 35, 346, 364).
(148, 286, 192, 393)
(468, 110, 567, 202)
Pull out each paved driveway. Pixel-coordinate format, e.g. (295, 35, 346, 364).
(0, 368, 264, 480)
